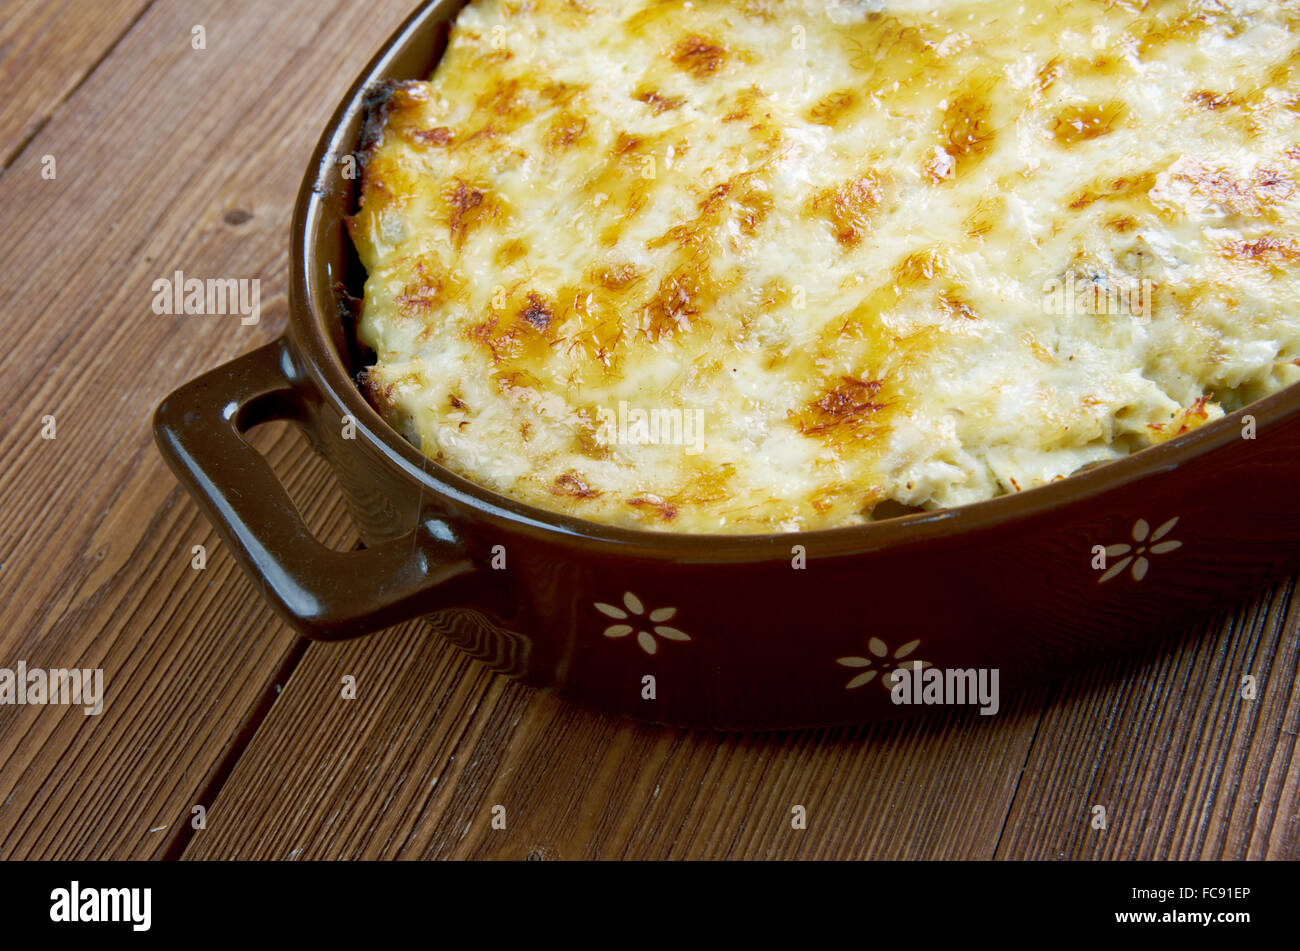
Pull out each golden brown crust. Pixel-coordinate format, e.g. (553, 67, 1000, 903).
(348, 0, 1300, 533)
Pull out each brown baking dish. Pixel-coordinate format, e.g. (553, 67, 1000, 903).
(154, 0, 1300, 729)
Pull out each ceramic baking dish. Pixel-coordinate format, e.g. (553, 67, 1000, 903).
(153, 0, 1300, 729)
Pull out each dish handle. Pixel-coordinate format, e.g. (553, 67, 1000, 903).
(153, 338, 477, 641)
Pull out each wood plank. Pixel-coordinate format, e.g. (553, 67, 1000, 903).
(0, 0, 420, 858)
(0, 428, 343, 859)
(0, 0, 155, 168)
(995, 578, 1300, 859)
(182, 619, 1049, 860)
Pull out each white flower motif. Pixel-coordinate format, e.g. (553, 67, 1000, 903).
(594, 592, 690, 655)
(836, 637, 929, 690)
(1098, 517, 1182, 583)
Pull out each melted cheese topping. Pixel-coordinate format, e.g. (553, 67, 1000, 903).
(350, 0, 1300, 533)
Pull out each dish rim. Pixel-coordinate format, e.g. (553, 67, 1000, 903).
(289, 0, 1300, 561)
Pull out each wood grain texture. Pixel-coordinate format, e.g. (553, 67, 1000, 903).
(0, 429, 341, 859)
(0, 0, 1297, 861)
(0, 0, 155, 168)
(995, 580, 1300, 860)
(0, 0, 419, 858)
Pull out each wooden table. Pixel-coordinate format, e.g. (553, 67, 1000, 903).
(1, 0, 1296, 861)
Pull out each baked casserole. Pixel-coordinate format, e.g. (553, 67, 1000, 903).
(348, 0, 1300, 533)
